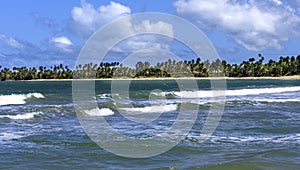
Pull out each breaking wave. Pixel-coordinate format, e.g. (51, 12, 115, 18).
(0, 112, 42, 120)
(120, 104, 177, 113)
(255, 98, 300, 103)
(0, 93, 45, 106)
(84, 108, 114, 116)
(157, 86, 300, 98)
(207, 134, 300, 144)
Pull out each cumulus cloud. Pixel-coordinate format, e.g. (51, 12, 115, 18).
(1, 1, 176, 68)
(111, 20, 174, 52)
(70, 0, 131, 38)
(134, 20, 174, 37)
(112, 35, 172, 53)
(174, 0, 300, 51)
(69, 1, 174, 53)
(272, 0, 282, 5)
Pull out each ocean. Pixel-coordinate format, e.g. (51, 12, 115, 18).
(0, 79, 299, 169)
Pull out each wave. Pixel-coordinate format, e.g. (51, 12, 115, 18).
(84, 108, 114, 116)
(157, 86, 300, 98)
(120, 104, 177, 113)
(0, 93, 45, 106)
(189, 97, 300, 105)
(255, 98, 300, 103)
(0, 132, 24, 142)
(184, 133, 300, 144)
(208, 134, 300, 144)
(225, 86, 300, 96)
(97, 93, 112, 99)
(0, 112, 42, 120)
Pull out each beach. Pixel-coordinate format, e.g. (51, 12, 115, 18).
(22, 75, 300, 81)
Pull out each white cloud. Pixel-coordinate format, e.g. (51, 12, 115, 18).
(50, 36, 73, 52)
(69, 1, 174, 53)
(112, 35, 172, 53)
(51, 36, 73, 46)
(174, 0, 300, 51)
(0, 34, 24, 49)
(98, 1, 131, 20)
(111, 20, 174, 52)
(134, 20, 174, 38)
(70, 0, 131, 37)
(0, 35, 77, 68)
(271, 0, 282, 6)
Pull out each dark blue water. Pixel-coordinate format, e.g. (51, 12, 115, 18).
(0, 79, 299, 169)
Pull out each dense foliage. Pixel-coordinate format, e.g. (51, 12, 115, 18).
(1, 54, 300, 81)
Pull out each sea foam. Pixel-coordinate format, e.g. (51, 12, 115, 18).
(255, 98, 300, 103)
(120, 104, 177, 113)
(207, 134, 300, 144)
(159, 86, 300, 98)
(0, 93, 45, 106)
(84, 108, 114, 116)
(0, 112, 42, 120)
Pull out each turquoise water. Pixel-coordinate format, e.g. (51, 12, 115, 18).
(0, 79, 299, 169)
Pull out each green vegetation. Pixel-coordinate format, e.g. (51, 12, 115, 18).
(1, 54, 300, 81)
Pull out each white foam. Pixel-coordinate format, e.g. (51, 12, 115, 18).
(120, 104, 177, 113)
(189, 100, 212, 105)
(161, 86, 300, 98)
(225, 86, 300, 97)
(0, 132, 24, 142)
(189, 98, 300, 105)
(0, 93, 45, 106)
(208, 134, 300, 144)
(97, 93, 121, 100)
(0, 112, 42, 120)
(84, 108, 114, 116)
(256, 98, 300, 103)
(97, 93, 112, 99)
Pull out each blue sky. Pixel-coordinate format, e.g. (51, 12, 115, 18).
(0, 0, 300, 68)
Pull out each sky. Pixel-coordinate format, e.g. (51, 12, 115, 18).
(0, 0, 300, 68)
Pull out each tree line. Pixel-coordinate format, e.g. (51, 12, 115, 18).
(1, 54, 300, 81)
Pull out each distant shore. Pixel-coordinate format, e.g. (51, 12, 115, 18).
(15, 75, 300, 81)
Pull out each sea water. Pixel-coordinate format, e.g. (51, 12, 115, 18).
(0, 79, 299, 169)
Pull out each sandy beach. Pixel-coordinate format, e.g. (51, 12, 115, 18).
(22, 75, 300, 81)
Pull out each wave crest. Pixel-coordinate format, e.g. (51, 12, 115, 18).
(158, 86, 300, 98)
(0, 93, 44, 106)
(0, 112, 42, 120)
(84, 108, 114, 116)
(120, 104, 177, 113)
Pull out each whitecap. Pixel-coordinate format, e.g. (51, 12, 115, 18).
(161, 86, 300, 98)
(0, 112, 42, 120)
(97, 93, 112, 99)
(0, 132, 24, 142)
(84, 108, 114, 116)
(256, 98, 300, 103)
(0, 93, 45, 106)
(207, 134, 300, 144)
(120, 104, 177, 113)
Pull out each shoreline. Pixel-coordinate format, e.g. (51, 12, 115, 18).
(7, 75, 299, 81)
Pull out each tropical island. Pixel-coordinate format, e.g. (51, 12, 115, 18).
(1, 54, 300, 81)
